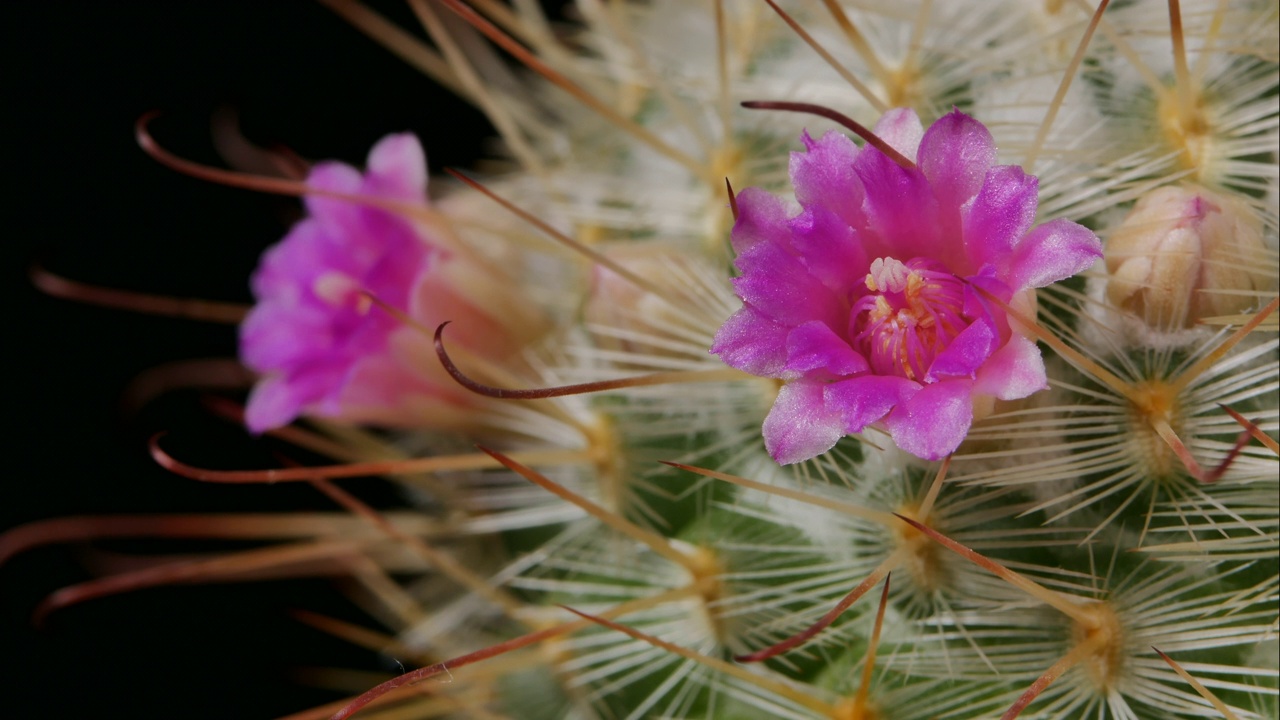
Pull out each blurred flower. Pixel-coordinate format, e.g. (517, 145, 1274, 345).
(240, 133, 534, 433)
(712, 109, 1101, 463)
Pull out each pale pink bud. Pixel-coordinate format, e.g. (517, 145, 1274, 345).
(1106, 185, 1273, 331)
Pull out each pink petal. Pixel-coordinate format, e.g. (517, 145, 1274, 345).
(302, 161, 366, 234)
(407, 266, 523, 360)
(1007, 218, 1103, 290)
(337, 352, 432, 420)
(791, 130, 865, 228)
(365, 133, 428, 201)
(244, 368, 342, 434)
(789, 206, 869, 292)
(763, 380, 846, 465)
(244, 376, 302, 434)
(973, 334, 1047, 400)
(965, 272, 1015, 307)
(882, 380, 974, 460)
(729, 187, 792, 255)
(782, 321, 869, 379)
(918, 109, 997, 243)
(825, 375, 920, 434)
(239, 304, 332, 371)
(872, 108, 924, 158)
(250, 221, 333, 299)
(733, 238, 844, 329)
(854, 149, 940, 262)
(361, 232, 430, 307)
(711, 306, 791, 377)
(961, 165, 1039, 273)
(925, 315, 997, 381)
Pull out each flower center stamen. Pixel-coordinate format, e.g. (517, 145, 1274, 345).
(853, 257, 968, 381)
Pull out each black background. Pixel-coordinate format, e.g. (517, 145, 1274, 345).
(3, 2, 561, 717)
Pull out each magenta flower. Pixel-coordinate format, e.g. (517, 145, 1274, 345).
(240, 133, 520, 433)
(712, 109, 1102, 464)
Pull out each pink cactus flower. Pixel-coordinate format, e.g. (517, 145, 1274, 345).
(239, 133, 523, 433)
(712, 109, 1102, 464)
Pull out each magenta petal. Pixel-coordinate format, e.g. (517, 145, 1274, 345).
(244, 367, 343, 434)
(239, 304, 331, 371)
(1007, 218, 1103, 290)
(711, 306, 791, 377)
(250, 221, 352, 300)
(789, 206, 869, 292)
(729, 187, 792, 255)
(882, 380, 974, 460)
(825, 375, 920, 433)
(763, 381, 846, 465)
(365, 133, 428, 200)
(303, 162, 365, 233)
(962, 165, 1039, 272)
(855, 150, 941, 262)
(244, 376, 302, 434)
(791, 130, 865, 228)
(925, 315, 997, 381)
(919, 109, 996, 241)
(872, 108, 924, 158)
(361, 233, 428, 307)
(965, 273, 1015, 308)
(734, 238, 844, 328)
(973, 334, 1047, 400)
(782, 321, 869, 379)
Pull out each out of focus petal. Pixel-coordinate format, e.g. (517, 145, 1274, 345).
(364, 132, 428, 200)
(301, 161, 365, 233)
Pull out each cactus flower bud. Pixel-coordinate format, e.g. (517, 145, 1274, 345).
(1105, 184, 1273, 332)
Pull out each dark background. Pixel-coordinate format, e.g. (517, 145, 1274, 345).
(3, 2, 562, 717)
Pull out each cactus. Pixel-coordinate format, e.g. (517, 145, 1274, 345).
(8, 1, 1278, 718)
